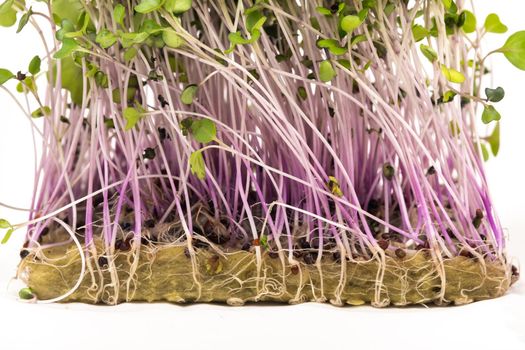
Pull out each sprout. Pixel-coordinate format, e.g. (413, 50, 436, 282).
(0, 0, 522, 306)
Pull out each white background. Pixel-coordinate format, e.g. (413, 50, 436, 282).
(1, 2, 524, 350)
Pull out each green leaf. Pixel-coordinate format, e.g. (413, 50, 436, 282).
(120, 32, 150, 48)
(441, 65, 465, 83)
(56, 19, 76, 41)
(316, 6, 332, 16)
(442, 0, 452, 9)
(181, 84, 198, 105)
(18, 287, 34, 300)
(420, 44, 437, 63)
(135, 0, 165, 14)
(1, 228, 13, 244)
(189, 151, 206, 180)
(327, 176, 343, 197)
(114, 4, 125, 27)
(28, 56, 41, 75)
(124, 107, 142, 130)
(52, 0, 83, 23)
(31, 106, 51, 118)
(53, 38, 78, 59)
(0, 218, 11, 229)
(124, 47, 138, 62)
(340, 15, 362, 34)
(164, 0, 192, 14)
(319, 60, 336, 83)
(480, 143, 490, 161)
(259, 234, 269, 250)
(484, 14, 508, 34)
(96, 29, 117, 49)
(316, 39, 347, 55)
(486, 122, 500, 156)
(485, 87, 505, 103)
(0, 0, 17, 28)
(499, 31, 525, 71)
(162, 29, 184, 48)
(16, 7, 33, 33)
(412, 24, 429, 42)
(449, 120, 461, 137)
(191, 118, 216, 143)
(481, 105, 501, 124)
(0, 68, 14, 84)
(461, 10, 476, 34)
(53, 57, 84, 105)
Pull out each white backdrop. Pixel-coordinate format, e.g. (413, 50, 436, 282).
(1, 2, 524, 350)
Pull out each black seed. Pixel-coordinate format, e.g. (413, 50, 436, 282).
(143, 148, 156, 160)
(241, 242, 251, 251)
(158, 127, 169, 141)
(203, 220, 214, 234)
(427, 166, 436, 175)
(298, 238, 310, 249)
(395, 248, 406, 259)
(220, 218, 230, 228)
(16, 71, 26, 81)
(98, 256, 108, 267)
(144, 219, 155, 228)
(367, 198, 380, 212)
(41, 227, 49, 236)
(194, 240, 208, 249)
(293, 249, 303, 258)
(268, 251, 278, 259)
(512, 265, 519, 277)
(377, 239, 389, 250)
(116, 238, 131, 251)
(157, 94, 169, 108)
(303, 253, 316, 265)
(330, 3, 339, 14)
(20, 250, 30, 259)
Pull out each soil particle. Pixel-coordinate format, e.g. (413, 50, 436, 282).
(332, 251, 341, 262)
(241, 242, 251, 251)
(144, 219, 155, 228)
(290, 265, 299, 275)
(268, 251, 279, 259)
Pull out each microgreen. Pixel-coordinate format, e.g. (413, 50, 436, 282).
(485, 87, 505, 103)
(484, 14, 508, 34)
(319, 60, 336, 82)
(482, 105, 501, 124)
(498, 31, 525, 70)
(0, 0, 521, 306)
(441, 65, 465, 83)
(181, 84, 198, 105)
